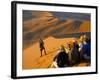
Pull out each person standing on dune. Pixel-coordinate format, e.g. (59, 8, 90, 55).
(39, 38, 47, 57)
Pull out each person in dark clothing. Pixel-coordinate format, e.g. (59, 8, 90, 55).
(71, 42, 80, 64)
(52, 45, 69, 68)
(81, 38, 91, 61)
(39, 38, 46, 57)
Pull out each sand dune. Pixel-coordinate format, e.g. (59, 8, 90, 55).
(32, 11, 53, 18)
(23, 15, 90, 49)
(23, 36, 76, 69)
(78, 21, 90, 32)
(23, 36, 89, 69)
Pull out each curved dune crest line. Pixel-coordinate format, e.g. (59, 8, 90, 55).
(32, 11, 53, 18)
(78, 21, 90, 32)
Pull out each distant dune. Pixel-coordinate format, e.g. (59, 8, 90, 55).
(32, 11, 53, 18)
(23, 12, 90, 49)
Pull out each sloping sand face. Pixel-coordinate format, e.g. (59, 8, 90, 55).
(23, 37, 76, 69)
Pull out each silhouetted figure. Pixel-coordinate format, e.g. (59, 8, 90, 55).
(71, 42, 80, 64)
(39, 38, 46, 57)
(51, 45, 69, 68)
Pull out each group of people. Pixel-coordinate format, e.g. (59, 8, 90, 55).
(50, 35, 91, 68)
(39, 35, 91, 68)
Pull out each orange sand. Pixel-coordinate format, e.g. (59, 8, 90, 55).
(23, 36, 89, 69)
(23, 37, 76, 69)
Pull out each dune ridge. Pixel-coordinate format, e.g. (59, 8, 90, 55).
(23, 12, 90, 49)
